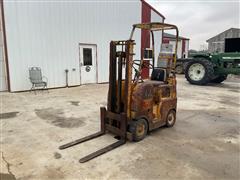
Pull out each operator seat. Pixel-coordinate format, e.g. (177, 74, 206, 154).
(151, 68, 167, 82)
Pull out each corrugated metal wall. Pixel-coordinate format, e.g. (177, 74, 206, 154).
(0, 5, 7, 91)
(4, 1, 142, 91)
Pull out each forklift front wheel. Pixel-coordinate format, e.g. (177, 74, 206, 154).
(129, 119, 148, 142)
(166, 110, 176, 127)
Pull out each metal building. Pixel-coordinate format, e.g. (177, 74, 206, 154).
(0, 0, 165, 92)
(207, 28, 240, 53)
(163, 33, 190, 58)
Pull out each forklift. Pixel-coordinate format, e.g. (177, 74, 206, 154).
(60, 22, 179, 163)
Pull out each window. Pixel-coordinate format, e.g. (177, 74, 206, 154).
(83, 48, 92, 65)
(144, 49, 153, 59)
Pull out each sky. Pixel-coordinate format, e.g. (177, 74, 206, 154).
(147, 0, 240, 50)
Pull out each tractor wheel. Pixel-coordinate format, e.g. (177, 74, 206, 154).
(166, 110, 176, 127)
(175, 64, 184, 74)
(211, 75, 227, 83)
(129, 118, 148, 142)
(185, 58, 214, 85)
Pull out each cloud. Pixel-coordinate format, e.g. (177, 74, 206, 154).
(148, 0, 240, 50)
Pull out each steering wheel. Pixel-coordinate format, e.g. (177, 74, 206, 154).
(133, 60, 153, 69)
(132, 60, 153, 82)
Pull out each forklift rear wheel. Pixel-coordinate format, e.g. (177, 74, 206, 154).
(166, 110, 176, 127)
(129, 119, 148, 142)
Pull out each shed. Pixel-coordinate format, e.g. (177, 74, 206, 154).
(206, 28, 240, 53)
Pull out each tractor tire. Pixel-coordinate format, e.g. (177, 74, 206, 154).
(166, 110, 176, 127)
(185, 58, 214, 85)
(211, 75, 227, 83)
(175, 64, 184, 74)
(128, 118, 148, 142)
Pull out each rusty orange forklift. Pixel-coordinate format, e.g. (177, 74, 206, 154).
(60, 22, 179, 163)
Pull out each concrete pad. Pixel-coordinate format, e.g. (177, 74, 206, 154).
(0, 75, 239, 179)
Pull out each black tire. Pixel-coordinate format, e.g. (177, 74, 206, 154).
(185, 58, 214, 85)
(128, 119, 148, 142)
(175, 64, 184, 74)
(211, 75, 227, 83)
(166, 110, 176, 127)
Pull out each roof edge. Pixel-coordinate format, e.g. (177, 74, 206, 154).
(141, 0, 165, 20)
(163, 33, 190, 40)
(164, 37, 190, 41)
(206, 27, 240, 42)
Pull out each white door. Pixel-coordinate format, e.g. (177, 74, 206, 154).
(79, 44, 97, 84)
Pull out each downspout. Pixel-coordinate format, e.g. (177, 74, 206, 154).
(65, 69, 69, 87)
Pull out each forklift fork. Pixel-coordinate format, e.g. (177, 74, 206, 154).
(59, 131, 104, 150)
(59, 107, 127, 163)
(79, 139, 125, 163)
(59, 41, 132, 163)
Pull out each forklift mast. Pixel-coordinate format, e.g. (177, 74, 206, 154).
(108, 41, 134, 119)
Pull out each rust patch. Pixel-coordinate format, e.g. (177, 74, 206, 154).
(0, 173, 16, 180)
(228, 89, 240, 93)
(35, 108, 86, 128)
(69, 101, 80, 106)
(218, 100, 239, 107)
(0, 112, 19, 119)
(218, 95, 239, 107)
(1, 152, 16, 180)
(43, 167, 64, 179)
(54, 152, 62, 159)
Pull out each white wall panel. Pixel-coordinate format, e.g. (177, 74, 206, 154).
(4, 1, 142, 91)
(0, 7, 7, 91)
(0, 44, 7, 91)
(177, 40, 182, 58)
(169, 40, 182, 58)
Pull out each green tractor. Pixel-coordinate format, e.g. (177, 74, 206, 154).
(185, 38, 240, 85)
(185, 53, 240, 85)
